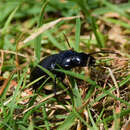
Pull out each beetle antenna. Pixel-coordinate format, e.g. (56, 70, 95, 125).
(88, 50, 120, 56)
(63, 33, 72, 49)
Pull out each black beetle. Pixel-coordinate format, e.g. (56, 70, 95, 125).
(30, 50, 117, 90)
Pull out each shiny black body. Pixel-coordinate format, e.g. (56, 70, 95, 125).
(30, 50, 95, 89)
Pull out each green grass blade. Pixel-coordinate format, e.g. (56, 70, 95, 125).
(8, 69, 27, 112)
(42, 103, 50, 130)
(37, 64, 55, 80)
(27, 121, 34, 130)
(55, 68, 98, 86)
(57, 112, 76, 130)
(2, 6, 19, 35)
(88, 108, 98, 130)
(90, 17, 105, 48)
(34, 0, 49, 61)
(70, 78, 82, 108)
(113, 110, 120, 130)
(0, 73, 14, 99)
(108, 93, 130, 106)
(119, 75, 130, 87)
(84, 84, 95, 101)
(75, 17, 81, 51)
(96, 108, 104, 124)
(1, 6, 19, 49)
(102, 18, 130, 29)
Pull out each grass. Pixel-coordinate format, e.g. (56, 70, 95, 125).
(0, 0, 130, 129)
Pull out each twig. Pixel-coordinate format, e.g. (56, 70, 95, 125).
(0, 49, 28, 58)
(104, 67, 121, 129)
(105, 67, 120, 98)
(22, 16, 81, 46)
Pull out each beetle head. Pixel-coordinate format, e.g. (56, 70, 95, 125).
(61, 56, 80, 69)
(61, 52, 96, 69)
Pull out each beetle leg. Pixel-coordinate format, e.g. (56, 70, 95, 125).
(53, 75, 57, 96)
